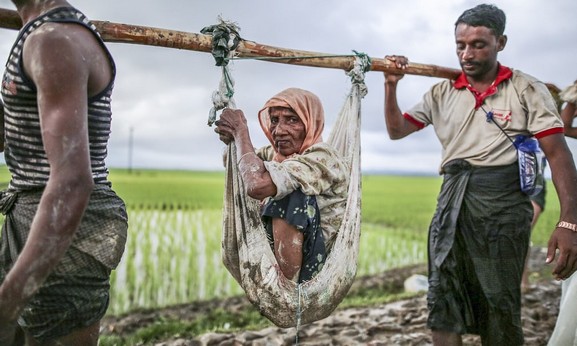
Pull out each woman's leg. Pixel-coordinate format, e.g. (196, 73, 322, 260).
(262, 190, 324, 283)
(272, 218, 304, 282)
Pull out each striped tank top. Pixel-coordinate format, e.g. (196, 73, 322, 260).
(1, 7, 115, 191)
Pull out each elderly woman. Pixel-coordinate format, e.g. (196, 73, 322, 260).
(214, 88, 349, 283)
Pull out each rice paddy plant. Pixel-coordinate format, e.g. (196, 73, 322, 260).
(108, 208, 244, 315)
(357, 223, 428, 275)
(108, 207, 428, 315)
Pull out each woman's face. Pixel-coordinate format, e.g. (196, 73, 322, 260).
(268, 107, 306, 156)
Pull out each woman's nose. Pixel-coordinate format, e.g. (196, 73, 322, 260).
(274, 122, 288, 134)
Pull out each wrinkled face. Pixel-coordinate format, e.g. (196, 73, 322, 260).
(455, 23, 505, 80)
(268, 107, 306, 156)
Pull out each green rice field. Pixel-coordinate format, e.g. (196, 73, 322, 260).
(0, 167, 560, 316)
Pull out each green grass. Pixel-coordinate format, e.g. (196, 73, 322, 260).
(361, 174, 441, 229)
(100, 307, 275, 346)
(360, 174, 560, 247)
(16, 167, 549, 248)
(108, 169, 226, 210)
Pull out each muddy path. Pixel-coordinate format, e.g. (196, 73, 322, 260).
(101, 247, 561, 345)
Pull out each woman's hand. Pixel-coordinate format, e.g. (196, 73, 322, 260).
(214, 108, 248, 144)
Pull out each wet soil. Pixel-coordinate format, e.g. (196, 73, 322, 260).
(101, 247, 560, 345)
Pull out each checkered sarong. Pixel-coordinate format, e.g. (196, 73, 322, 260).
(0, 184, 127, 342)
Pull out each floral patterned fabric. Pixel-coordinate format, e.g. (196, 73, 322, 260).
(256, 142, 349, 253)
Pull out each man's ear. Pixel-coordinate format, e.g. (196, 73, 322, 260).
(497, 35, 508, 52)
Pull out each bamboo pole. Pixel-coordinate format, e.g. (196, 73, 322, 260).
(0, 7, 461, 79)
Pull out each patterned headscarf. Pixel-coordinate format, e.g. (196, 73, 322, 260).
(258, 88, 324, 162)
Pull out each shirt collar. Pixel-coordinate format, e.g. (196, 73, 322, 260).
(453, 64, 513, 109)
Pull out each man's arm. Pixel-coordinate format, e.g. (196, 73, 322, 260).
(0, 24, 95, 322)
(561, 102, 577, 139)
(538, 133, 577, 280)
(383, 56, 420, 139)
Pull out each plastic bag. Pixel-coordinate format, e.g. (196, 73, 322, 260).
(514, 136, 546, 196)
(547, 274, 577, 345)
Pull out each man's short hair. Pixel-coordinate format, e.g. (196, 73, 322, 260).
(455, 4, 506, 37)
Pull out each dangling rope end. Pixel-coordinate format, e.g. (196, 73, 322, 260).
(294, 283, 304, 345)
(208, 107, 217, 127)
(207, 79, 237, 126)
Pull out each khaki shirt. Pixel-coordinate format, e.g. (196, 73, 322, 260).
(256, 142, 349, 250)
(406, 69, 563, 171)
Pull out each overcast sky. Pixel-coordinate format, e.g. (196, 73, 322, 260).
(1, 0, 576, 175)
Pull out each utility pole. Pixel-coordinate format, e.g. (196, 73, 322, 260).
(128, 126, 134, 173)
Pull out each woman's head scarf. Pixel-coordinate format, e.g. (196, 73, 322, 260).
(258, 88, 324, 162)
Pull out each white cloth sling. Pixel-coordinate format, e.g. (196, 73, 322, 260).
(220, 58, 367, 328)
(547, 273, 577, 346)
(560, 81, 577, 104)
(547, 79, 577, 346)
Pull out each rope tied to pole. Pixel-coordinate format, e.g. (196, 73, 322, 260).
(200, 17, 241, 67)
(347, 50, 371, 99)
(202, 17, 241, 126)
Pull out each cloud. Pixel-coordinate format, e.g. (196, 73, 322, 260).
(1, 0, 576, 174)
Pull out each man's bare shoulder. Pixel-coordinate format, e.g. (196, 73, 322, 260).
(25, 21, 90, 52)
(22, 22, 94, 83)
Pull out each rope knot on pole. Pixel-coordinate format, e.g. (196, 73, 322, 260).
(202, 17, 241, 126)
(347, 51, 371, 99)
(200, 17, 241, 67)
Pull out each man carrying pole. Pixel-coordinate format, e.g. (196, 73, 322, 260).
(0, 1, 128, 344)
(383, 4, 577, 345)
